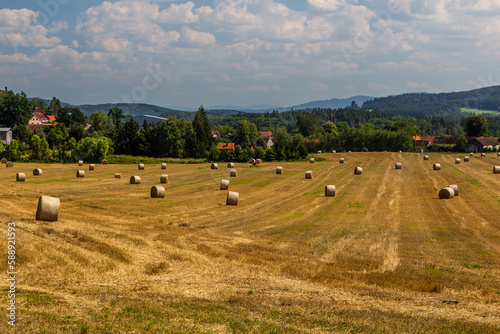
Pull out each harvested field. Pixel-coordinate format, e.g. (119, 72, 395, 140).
(0, 153, 499, 333)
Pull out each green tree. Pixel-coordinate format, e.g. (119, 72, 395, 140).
(454, 135, 467, 152)
(0, 141, 4, 158)
(0, 91, 31, 127)
(465, 115, 488, 137)
(41, 137, 51, 162)
(297, 112, 320, 137)
(5, 139, 21, 161)
(90, 111, 113, 134)
(235, 120, 258, 149)
(71, 136, 112, 162)
(321, 121, 338, 135)
(192, 106, 214, 158)
(30, 135, 42, 161)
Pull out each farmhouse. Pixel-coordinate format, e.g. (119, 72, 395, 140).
(259, 131, 274, 148)
(466, 137, 500, 152)
(0, 127, 12, 145)
(29, 109, 57, 125)
(217, 143, 235, 150)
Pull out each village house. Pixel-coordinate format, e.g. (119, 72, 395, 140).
(28, 109, 57, 125)
(259, 131, 274, 148)
(217, 143, 235, 150)
(0, 127, 12, 145)
(466, 137, 500, 152)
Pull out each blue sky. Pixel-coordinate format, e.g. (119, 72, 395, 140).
(1, 0, 500, 108)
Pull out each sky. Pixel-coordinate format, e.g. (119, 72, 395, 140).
(1, 0, 500, 109)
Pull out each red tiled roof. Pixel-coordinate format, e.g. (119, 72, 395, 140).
(259, 131, 273, 139)
(46, 115, 57, 122)
(217, 143, 235, 150)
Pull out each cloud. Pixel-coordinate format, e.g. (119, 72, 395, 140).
(310, 81, 329, 91)
(308, 0, 345, 12)
(180, 26, 215, 46)
(406, 81, 443, 93)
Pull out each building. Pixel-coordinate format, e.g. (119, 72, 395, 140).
(0, 127, 12, 145)
(466, 137, 500, 152)
(259, 131, 274, 148)
(217, 143, 235, 150)
(28, 109, 57, 125)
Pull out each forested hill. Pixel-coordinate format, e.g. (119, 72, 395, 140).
(77, 103, 193, 119)
(362, 85, 500, 116)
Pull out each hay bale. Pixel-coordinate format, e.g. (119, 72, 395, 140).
(138, 163, 145, 170)
(395, 163, 402, 169)
(448, 184, 459, 196)
(130, 175, 141, 184)
(481, 153, 486, 157)
(36, 196, 60, 221)
(226, 191, 239, 205)
(464, 156, 469, 162)
(78, 160, 83, 166)
(249, 158, 256, 164)
(424, 155, 429, 160)
(227, 162, 235, 168)
(1, 158, 6, 164)
(494, 166, 500, 174)
(470, 152, 473, 156)
(439, 187, 454, 199)
(497, 152, 500, 157)
(76, 170, 85, 178)
(305, 171, 313, 179)
(101, 159, 108, 165)
(230, 169, 237, 177)
(325, 185, 336, 197)
(348, 151, 352, 153)
(89, 164, 95, 170)
(332, 150, 336, 153)
(115, 173, 121, 179)
(354, 166, 363, 175)
(455, 158, 460, 164)
(33, 168, 43, 176)
(310, 158, 315, 163)
(433, 163, 441, 170)
(339, 158, 345, 163)
(398, 150, 402, 153)
(16, 173, 25, 182)
(276, 166, 283, 174)
(6, 161, 13, 167)
(150, 185, 165, 198)
(317, 151, 322, 154)
(256, 159, 262, 164)
(419, 149, 424, 153)
(211, 163, 218, 170)
(160, 174, 170, 184)
(220, 179, 230, 190)
(161, 163, 166, 169)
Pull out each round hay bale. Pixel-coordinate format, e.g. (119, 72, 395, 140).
(317, 151, 322, 154)
(1, 158, 7, 164)
(256, 159, 262, 164)
(439, 187, 454, 199)
(398, 150, 402, 153)
(226, 191, 239, 206)
(33, 168, 43, 176)
(325, 185, 336, 197)
(101, 159, 108, 165)
(464, 156, 469, 162)
(161, 163, 167, 169)
(497, 152, 500, 157)
(310, 158, 315, 163)
(89, 164, 95, 171)
(76, 170, 85, 178)
(6, 161, 13, 167)
(138, 163, 145, 170)
(115, 173, 121, 179)
(160, 174, 170, 184)
(395, 163, 402, 169)
(227, 162, 235, 168)
(249, 158, 256, 164)
(354, 166, 363, 175)
(419, 149, 424, 153)
(78, 160, 83, 166)
(448, 184, 459, 196)
(332, 150, 336, 153)
(130, 175, 141, 184)
(481, 153, 486, 157)
(230, 169, 237, 177)
(211, 163, 218, 170)
(305, 171, 313, 179)
(150, 185, 165, 198)
(16, 173, 25, 182)
(424, 155, 429, 160)
(470, 152, 474, 156)
(493, 166, 500, 174)
(455, 158, 460, 164)
(220, 179, 229, 190)
(276, 166, 283, 174)
(433, 163, 441, 170)
(36, 196, 60, 221)
(348, 151, 352, 153)
(339, 158, 345, 163)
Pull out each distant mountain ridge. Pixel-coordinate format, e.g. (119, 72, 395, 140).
(289, 95, 373, 110)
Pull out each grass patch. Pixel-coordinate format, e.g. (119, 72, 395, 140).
(461, 108, 500, 115)
(106, 155, 205, 164)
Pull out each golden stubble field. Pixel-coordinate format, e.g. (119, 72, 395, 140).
(0, 152, 499, 333)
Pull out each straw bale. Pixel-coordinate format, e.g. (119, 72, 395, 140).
(439, 187, 454, 199)
(226, 191, 239, 205)
(36, 196, 60, 221)
(325, 185, 336, 197)
(220, 179, 230, 190)
(150, 185, 165, 198)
